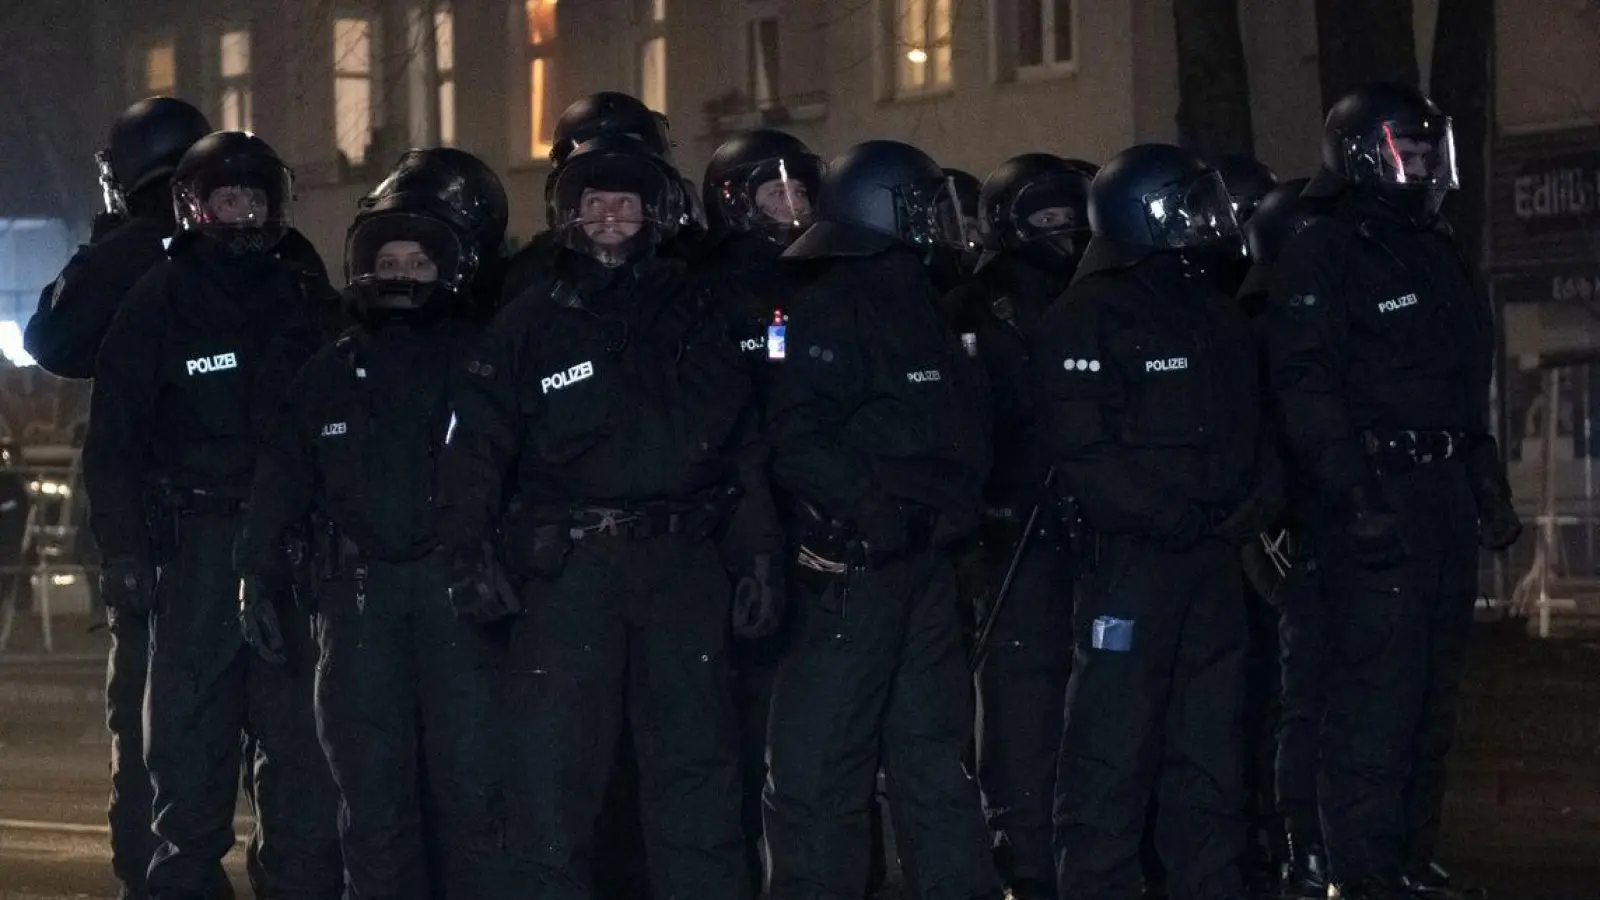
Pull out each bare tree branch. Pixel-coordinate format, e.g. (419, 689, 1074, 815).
(1172, 0, 1255, 154)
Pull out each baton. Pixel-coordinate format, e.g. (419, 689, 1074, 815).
(970, 467, 1056, 673)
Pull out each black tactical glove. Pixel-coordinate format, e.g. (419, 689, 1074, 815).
(238, 578, 286, 665)
(732, 553, 785, 640)
(1464, 436, 1523, 551)
(1343, 484, 1408, 569)
(501, 513, 574, 582)
(447, 543, 523, 624)
(100, 557, 157, 615)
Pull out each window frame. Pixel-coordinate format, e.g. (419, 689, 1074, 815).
(333, 14, 379, 168)
(883, 0, 954, 101)
(521, 0, 560, 161)
(988, 0, 1078, 86)
(744, 3, 782, 110)
(217, 28, 254, 133)
(145, 40, 177, 96)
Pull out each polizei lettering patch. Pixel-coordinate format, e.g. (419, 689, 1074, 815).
(185, 352, 238, 376)
(905, 369, 942, 384)
(1378, 293, 1419, 314)
(320, 422, 347, 437)
(1145, 357, 1188, 373)
(541, 360, 595, 394)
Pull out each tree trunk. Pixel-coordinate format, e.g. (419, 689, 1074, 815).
(1429, 0, 1495, 267)
(1314, 0, 1419, 113)
(1172, 0, 1255, 154)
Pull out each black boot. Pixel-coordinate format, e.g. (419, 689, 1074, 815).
(1279, 834, 1329, 900)
(1400, 861, 1483, 899)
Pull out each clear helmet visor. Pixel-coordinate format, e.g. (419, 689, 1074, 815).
(173, 157, 293, 242)
(1140, 170, 1243, 250)
(346, 213, 470, 287)
(713, 154, 822, 240)
(550, 152, 682, 261)
(1351, 116, 1459, 190)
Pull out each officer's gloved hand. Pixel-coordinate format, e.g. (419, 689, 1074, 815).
(447, 543, 523, 624)
(100, 557, 157, 615)
(1478, 495, 1522, 551)
(238, 577, 286, 665)
(1343, 484, 1408, 569)
(732, 553, 785, 640)
(1465, 436, 1523, 551)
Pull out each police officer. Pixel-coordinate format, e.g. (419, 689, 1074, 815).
(940, 152, 1092, 900)
(699, 128, 821, 385)
(438, 133, 755, 900)
(359, 147, 510, 318)
(24, 100, 212, 900)
(759, 139, 998, 900)
(1203, 154, 1277, 300)
(1035, 144, 1278, 900)
(1235, 179, 1335, 900)
(83, 131, 342, 900)
(235, 151, 511, 900)
(500, 91, 678, 307)
(698, 125, 820, 887)
(1265, 83, 1520, 900)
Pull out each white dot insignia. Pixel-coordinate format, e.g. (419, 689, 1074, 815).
(1064, 358, 1100, 372)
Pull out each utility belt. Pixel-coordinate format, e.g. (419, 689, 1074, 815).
(147, 485, 248, 564)
(1362, 429, 1468, 475)
(305, 514, 435, 581)
(794, 501, 938, 572)
(562, 485, 741, 543)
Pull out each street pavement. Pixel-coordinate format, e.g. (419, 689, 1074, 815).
(2, 619, 1598, 899)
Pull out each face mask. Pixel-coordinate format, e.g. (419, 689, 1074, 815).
(216, 229, 272, 258)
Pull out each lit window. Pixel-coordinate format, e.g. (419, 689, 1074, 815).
(435, 9, 456, 146)
(526, 0, 559, 158)
(334, 17, 375, 166)
(640, 37, 667, 116)
(893, 0, 952, 95)
(650, 0, 666, 23)
(748, 17, 780, 108)
(1017, 0, 1073, 69)
(219, 30, 253, 132)
(146, 42, 176, 95)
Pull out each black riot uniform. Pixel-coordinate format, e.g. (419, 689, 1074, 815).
(235, 156, 512, 900)
(760, 139, 999, 900)
(438, 134, 757, 900)
(83, 131, 342, 900)
(1035, 144, 1279, 900)
(1236, 177, 1338, 900)
(1265, 84, 1520, 900)
(942, 153, 1092, 900)
(698, 126, 821, 888)
(22, 97, 212, 900)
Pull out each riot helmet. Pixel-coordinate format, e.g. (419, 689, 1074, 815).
(549, 133, 684, 267)
(702, 128, 822, 245)
(172, 131, 294, 256)
(550, 91, 673, 167)
(1085, 143, 1244, 280)
(1315, 82, 1458, 222)
(100, 97, 213, 218)
(980, 153, 1093, 275)
(1209, 153, 1279, 223)
(344, 204, 476, 323)
(785, 140, 964, 260)
(362, 148, 509, 262)
(1244, 177, 1316, 268)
